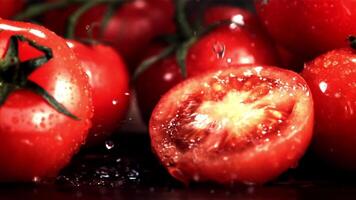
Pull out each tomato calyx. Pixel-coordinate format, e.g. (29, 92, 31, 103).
(133, 0, 233, 80)
(15, 0, 124, 39)
(0, 34, 79, 119)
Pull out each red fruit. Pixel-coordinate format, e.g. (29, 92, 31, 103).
(0, 0, 25, 19)
(150, 66, 314, 184)
(43, 0, 175, 66)
(255, 0, 356, 59)
(66, 40, 130, 145)
(186, 24, 279, 77)
(302, 46, 356, 170)
(136, 7, 280, 123)
(0, 19, 93, 181)
(136, 44, 183, 123)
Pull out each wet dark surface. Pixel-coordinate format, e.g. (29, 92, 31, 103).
(1, 133, 356, 200)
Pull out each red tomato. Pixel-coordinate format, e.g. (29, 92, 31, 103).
(150, 66, 314, 184)
(277, 46, 304, 72)
(43, 0, 174, 66)
(302, 47, 356, 170)
(255, 0, 356, 59)
(204, 5, 264, 31)
(66, 40, 130, 145)
(0, 0, 24, 19)
(204, 5, 305, 71)
(136, 7, 280, 123)
(136, 44, 183, 124)
(186, 25, 279, 77)
(0, 19, 93, 181)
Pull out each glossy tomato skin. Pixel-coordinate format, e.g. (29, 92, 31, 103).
(204, 5, 264, 31)
(67, 40, 130, 145)
(302, 48, 356, 170)
(150, 66, 314, 184)
(255, 0, 356, 59)
(43, 0, 174, 66)
(135, 44, 183, 124)
(136, 7, 280, 123)
(0, 0, 24, 19)
(186, 25, 279, 77)
(204, 5, 304, 71)
(0, 19, 93, 181)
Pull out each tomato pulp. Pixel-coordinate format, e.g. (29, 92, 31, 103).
(150, 66, 314, 184)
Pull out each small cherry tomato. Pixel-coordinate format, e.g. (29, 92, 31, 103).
(66, 40, 130, 145)
(302, 45, 356, 170)
(255, 0, 356, 59)
(150, 66, 314, 184)
(0, 19, 93, 181)
(42, 0, 174, 67)
(136, 7, 279, 123)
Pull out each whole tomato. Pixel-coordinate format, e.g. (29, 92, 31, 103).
(42, 0, 174, 66)
(135, 6, 279, 123)
(302, 44, 356, 170)
(203, 5, 303, 71)
(66, 40, 130, 145)
(255, 0, 356, 59)
(150, 66, 314, 184)
(0, 19, 93, 181)
(0, 0, 25, 19)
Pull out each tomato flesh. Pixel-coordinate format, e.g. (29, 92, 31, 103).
(150, 66, 314, 184)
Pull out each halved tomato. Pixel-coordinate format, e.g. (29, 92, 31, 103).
(149, 66, 314, 184)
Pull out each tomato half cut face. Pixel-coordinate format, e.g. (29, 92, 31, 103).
(149, 66, 314, 184)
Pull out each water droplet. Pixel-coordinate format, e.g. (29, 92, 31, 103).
(212, 42, 226, 59)
(32, 176, 41, 183)
(112, 100, 118, 105)
(105, 140, 115, 150)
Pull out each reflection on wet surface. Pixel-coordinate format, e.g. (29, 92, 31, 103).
(1, 133, 356, 200)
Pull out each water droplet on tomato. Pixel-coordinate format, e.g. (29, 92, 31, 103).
(105, 140, 115, 150)
(212, 42, 226, 59)
(32, 176, 41, 183)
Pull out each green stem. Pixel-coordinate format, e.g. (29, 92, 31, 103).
(65, 0, 123, 39)
(66, 1, 102, 39)
(133, 44, 177, 81)
(176, 37, 197, 78)
(14, 0, 119, 21)
(14, 0, 86, 20)
(175, 0, 193, 39)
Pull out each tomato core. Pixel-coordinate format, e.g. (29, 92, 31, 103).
(162, 74, 295, 154)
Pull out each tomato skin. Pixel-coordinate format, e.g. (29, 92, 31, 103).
(302, 48, 356, 170)
(0, 0, 24, 19)
(204, 5, 305, 71)
(136, 44, 183, 124)
(186, 25, 279, 77)
(255, 0, 356, 59)
(135, 7, 279, 123)
(67, 40, 130, 145)
(0, 19, 93, 181)
(43, 0, 174, 66)
(150, 66, 314, 184)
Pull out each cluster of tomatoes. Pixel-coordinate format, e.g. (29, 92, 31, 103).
(1, 0, 356, 185)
